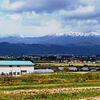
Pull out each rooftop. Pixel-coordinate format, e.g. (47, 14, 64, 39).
(0, 61, 34, 66)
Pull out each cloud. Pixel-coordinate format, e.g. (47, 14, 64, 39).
(0, 12, 64, 37)
(60, 5, 96, 20)
(2, 0, 83, 13)
(2, 0, 24, 11)
(0, 0, 100, 37)
(60, 0, 100, 20)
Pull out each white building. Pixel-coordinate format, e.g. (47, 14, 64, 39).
(0, 61, 34, 76)
(81, 67, 89, 71)
(68, 67, 77, 71)
(34, 69, 54, 73)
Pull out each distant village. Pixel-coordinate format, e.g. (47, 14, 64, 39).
(0, 54, 99, 63)
(0, 54, 100, 75)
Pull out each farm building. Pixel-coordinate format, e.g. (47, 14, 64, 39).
(68, 67, 77, 71)
(0, 61, 34, 76)
(34, 69, 54, 73)
(81, 67, 89, 71)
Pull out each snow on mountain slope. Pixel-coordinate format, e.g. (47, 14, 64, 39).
(0, 32, 100, 45)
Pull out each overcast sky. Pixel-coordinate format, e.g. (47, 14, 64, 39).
(0, 0, 100, 37)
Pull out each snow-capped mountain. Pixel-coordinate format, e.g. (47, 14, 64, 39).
(0, 33, 100, 55)
(50, 32, 100, 37)
(0, 33, 100, 45)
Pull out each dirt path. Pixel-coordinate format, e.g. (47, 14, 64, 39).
(4, 87, 100, 95)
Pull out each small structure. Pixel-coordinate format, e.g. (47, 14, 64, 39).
(58, 67, 64, 71)
(96, 67, 100, 71)
(68, 67, 77, 71)
(81, 67, 89, 71)
(0, 61, 34, 76)
(89, 67, 97, 71)
(34, 69, 54, 73)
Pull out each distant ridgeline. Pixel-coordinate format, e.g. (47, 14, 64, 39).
(0, 35, 100, 45)
(0, 42, 100, 55)
(0, 34, 100, 55)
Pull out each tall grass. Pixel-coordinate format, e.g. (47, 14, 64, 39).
(0, 72, 99, 85)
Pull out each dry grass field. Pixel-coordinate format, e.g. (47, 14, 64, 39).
(0, 72, 99, 99)
(36, 62, 100, 67)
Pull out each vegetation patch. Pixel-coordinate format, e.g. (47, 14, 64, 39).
(0, 72, 99, 99)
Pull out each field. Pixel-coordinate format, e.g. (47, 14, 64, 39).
(0, 72, 100, 99)
(36, 62, 100, 67)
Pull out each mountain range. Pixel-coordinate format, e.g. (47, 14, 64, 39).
(0, 34, 100, 55)
(0, 34, 100, 46)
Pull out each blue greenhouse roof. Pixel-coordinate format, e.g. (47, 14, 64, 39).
(0, 61, 34, 66)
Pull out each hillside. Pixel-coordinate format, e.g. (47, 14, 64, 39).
(0, 42, 100, 55)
